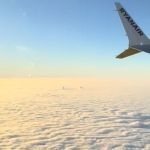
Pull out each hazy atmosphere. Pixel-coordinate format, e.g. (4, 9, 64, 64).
(0, 0, 150, 150)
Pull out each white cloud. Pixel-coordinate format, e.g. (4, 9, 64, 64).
(16, 46, 31, 52)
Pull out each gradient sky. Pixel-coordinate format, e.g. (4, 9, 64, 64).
(0, 0, 150, 78)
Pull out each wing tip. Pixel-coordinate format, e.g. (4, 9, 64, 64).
(115, 2, 121, 6)
(116, 56, 123, 59)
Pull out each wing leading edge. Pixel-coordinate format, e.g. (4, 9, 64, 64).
(116, 48, 141, 59)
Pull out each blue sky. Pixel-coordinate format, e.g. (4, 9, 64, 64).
(0, 0, 150, 78)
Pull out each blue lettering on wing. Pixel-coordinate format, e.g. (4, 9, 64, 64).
(119, 8, 144, 36)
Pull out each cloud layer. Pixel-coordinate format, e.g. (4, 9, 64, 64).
(0, 78, 150, 149)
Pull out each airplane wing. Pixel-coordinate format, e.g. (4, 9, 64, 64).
(116, 47, 141, 59)
(115, 2, 150, 46)
(115, 2, 150, 59)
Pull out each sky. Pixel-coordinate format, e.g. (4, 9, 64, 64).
(0, 0, 150, 78)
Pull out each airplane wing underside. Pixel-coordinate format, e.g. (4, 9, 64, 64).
(116, 48, 141, 59)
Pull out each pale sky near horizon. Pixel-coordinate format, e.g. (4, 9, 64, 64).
(0, 0, 150, 78)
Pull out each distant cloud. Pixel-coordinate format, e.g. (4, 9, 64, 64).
(16, 46, 31, 53)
